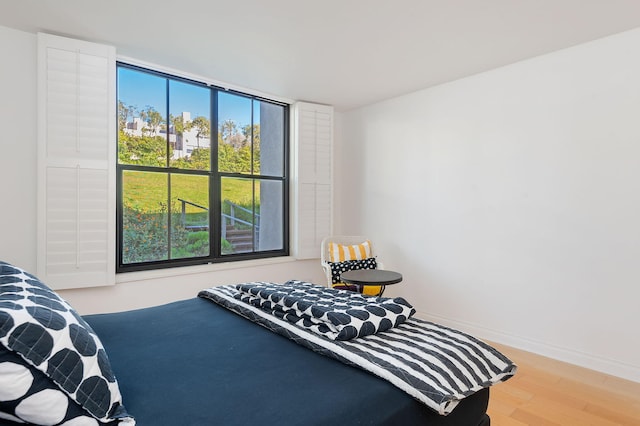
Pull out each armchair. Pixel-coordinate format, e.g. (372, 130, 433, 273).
(320, 236, 383, 296)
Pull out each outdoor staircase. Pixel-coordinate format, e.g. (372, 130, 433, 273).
(178, 198, 258, 253)
(225, 227, 254, 252)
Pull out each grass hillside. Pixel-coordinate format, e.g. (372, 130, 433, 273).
(123, 171, 259, 214)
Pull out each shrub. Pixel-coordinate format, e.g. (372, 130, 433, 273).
(122, 205, 210, 263)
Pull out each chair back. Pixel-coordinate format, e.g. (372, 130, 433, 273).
(320, 235, 373, 266)
(320, 236, 384, 291)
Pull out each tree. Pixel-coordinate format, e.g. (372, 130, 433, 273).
(242, 123, 260, 146)
(242, 123, 260, 172)
(189, 147, 210, 170)
(118, 101, 128, 130)
(117, 101, 137, 131)
(220, 119, 237, 142)
(170, 113, 186, 153)
(118, 130, 166, 166)
(170, 113, 186, 136)
(140, 106, 164, 135)
(190, 116, 210, 148)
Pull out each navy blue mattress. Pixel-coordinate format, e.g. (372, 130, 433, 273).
(83, 298, 490, 425)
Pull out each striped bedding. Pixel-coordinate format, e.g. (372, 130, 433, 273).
(199, 284, 516, 415)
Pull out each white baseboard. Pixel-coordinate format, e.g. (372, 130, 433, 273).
(417, 310, 640, 384)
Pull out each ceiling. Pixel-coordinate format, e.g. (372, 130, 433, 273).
(3, 1, 640, 111)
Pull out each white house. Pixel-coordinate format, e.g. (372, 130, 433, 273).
(124, 111, 212, 159)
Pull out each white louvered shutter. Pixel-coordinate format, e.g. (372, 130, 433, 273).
(37, 33, 116, 289)
(292, 102, 333, 259)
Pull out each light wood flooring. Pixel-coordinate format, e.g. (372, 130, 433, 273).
(486, 342, 640, 425)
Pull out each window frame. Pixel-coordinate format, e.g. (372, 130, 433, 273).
(116, 62, 289, 273)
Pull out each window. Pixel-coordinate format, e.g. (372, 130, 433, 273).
(116, 63, 288, 272)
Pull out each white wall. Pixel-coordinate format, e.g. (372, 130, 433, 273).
(0, 25, 326, 315)
(61, 258, 325, 315)
(338, 28, 640, 382)
(0, 26, 37, 271)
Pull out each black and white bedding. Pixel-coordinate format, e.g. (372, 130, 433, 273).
(1, 260, 511, 425)
(234, 280, 415, 340)
(199, 283, 517, 416)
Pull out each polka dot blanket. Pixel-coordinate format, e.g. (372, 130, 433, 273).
(234, 280, 415, 340)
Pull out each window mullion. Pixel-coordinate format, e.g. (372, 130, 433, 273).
(210, 88, 220, 258)
(166, 78, 172, 260)
(250, 99, 254, 175)
(167, 173, 172, 259)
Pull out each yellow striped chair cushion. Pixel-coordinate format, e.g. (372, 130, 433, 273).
(328, 240, 372, 262)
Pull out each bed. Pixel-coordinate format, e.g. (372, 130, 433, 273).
(0, 262, 515, 425)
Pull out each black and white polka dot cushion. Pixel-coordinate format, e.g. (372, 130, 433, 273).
(327, 257, 377, 290)
(327, 257, 380, 294)
(0, 261, 134, 425)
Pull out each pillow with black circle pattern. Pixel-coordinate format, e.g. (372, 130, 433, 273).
(0, 345, 107, 425)
(0, 261, 134, 425)
(327, 257, 377, 285)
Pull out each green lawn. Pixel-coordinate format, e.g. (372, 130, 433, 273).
(123, 171, 260, 214)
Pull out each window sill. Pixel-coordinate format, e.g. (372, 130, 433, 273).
(115, 256, 299, 284)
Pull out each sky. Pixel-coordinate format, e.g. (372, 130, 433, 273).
(117, 66, 255, 127)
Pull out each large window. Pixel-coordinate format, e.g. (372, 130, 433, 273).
(116, 63, 288, 272)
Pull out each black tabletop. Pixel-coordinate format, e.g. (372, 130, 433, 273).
(340, 269, 403, 286)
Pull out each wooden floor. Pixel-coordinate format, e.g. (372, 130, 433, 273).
(487, 342, 640, 425)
